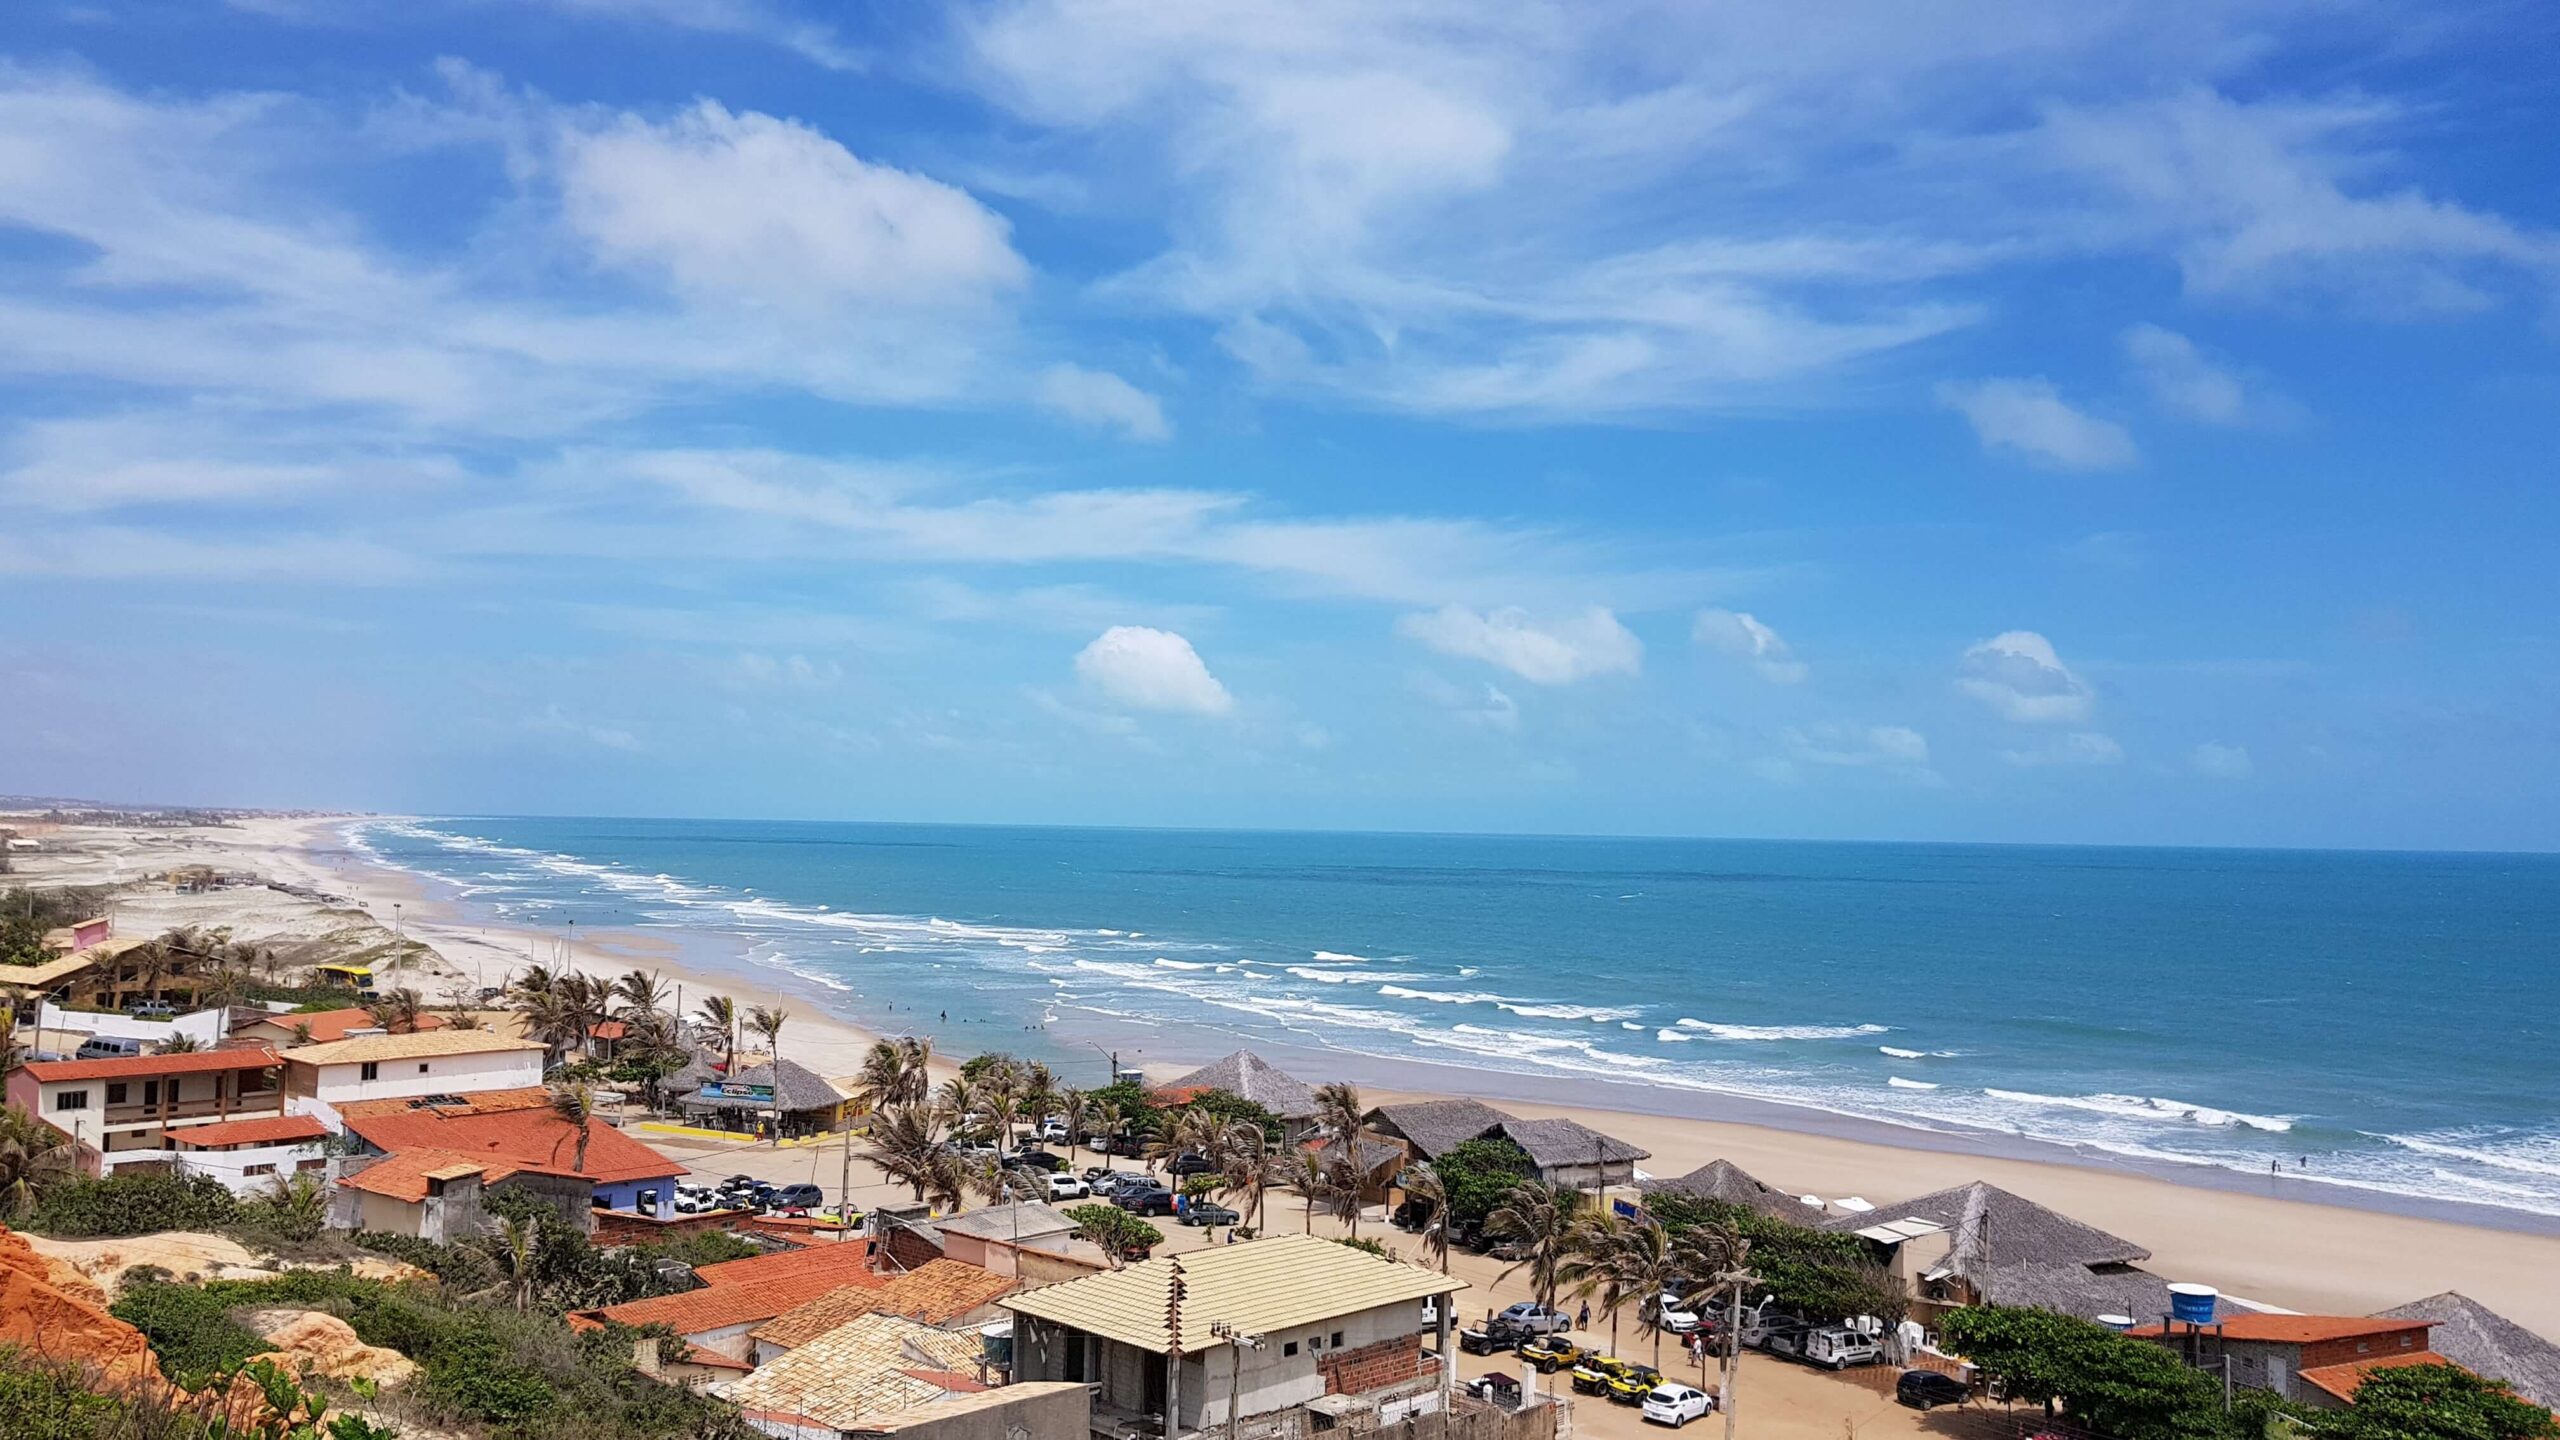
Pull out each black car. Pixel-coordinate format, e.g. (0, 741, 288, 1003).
(1895, 1370, 1971, 1411)
(770, 1183, 824, 1209)
(1457, 1317, 1533, 1355)
(1168, 1152, 1216, 1177)
(1113, 1185, 1177, 1216)
(1008, 1150, 1067, 1172)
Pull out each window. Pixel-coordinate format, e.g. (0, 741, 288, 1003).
(244, 1164, 275, 1178)
(359, 1061, 380, 1081)
(53, 1090, 90, 1112)
(106, 1083, 128, 1105)
(1331, 1331, 1345, 1349)
(142, 1081, 159, 1106)
(1282, 1341, 1299, 1358)
(417, 1063, 430, 1074)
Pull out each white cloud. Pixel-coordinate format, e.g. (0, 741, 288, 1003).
(533, 0, 866, 72)
(524, 703, 643, 752)
(1074, 626, 1235, 715)
(1938, 378, 2137, 471)
(1691, 608, 1806, 684)
(2191, 740, 2254, 778)
(1958, 630, 2096, 724)
(1396, 605, 1642, 685)
(1034, 364, 1173, 442)
(1785, 723, 1932, 771)
(2121, 324, 2290, 426)
(560, 100, 1028, 309)
(2002, 732, 2125, 767)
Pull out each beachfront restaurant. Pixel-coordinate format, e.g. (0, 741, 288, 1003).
(677, 1059, 852, 1139)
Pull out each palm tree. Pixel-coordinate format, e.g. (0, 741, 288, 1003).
(515, 988, 579, 1069)
(893, 1036, 933, 1104)
(1054, 1085, 1087, 1165)
(1612, 1220, 1685, 1367)
(1150, 1105, 1223, 1172)
(132, 940, 172, 1007)
(1563, 1213, 1638, 1353)
(1484, 1180, 1584, 1315)
(198, 966, 248, 1013)
(865, 1105, 946, 1201)
(935, 1074, 980, 1136)
(1021, 1062, 1059, 1142)
(970, 1155, 1044, 1209)
(1284, 1149, 1329, 1235)
(694, 994, 738, 1071)
(981, 1057, 1025, 1147)
(746, 1004, 788, 1061)
(1217, 1121, 1277, 1235)
(613, 969, 670, 1020)
(1311, 1081, 1375, 1237)
(485, 1211, 543, 1312)
(923, 1148, 970, 1213)
(0, 1105, 77, 1219)
(559, 973, 611, 1056)
(158, 1034, 204, 1054)
(851, 1040, 905, 1118)
(1086, 1098, 1122, 1163)
(549, 1082, 597, 1174)
(365, 986, 425, 1034)
(1399, 1162, 1452, 1273)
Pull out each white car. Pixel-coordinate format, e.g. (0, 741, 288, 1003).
(672, 1185, 718, 1215)
(1641, 1383, 1713, 1427)
(1656, 1300, 1705, 1334)
(1038, 1118, 1071, 1142)
(1046, 1174, 1090, 1201)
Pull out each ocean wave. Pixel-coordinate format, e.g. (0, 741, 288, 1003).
(1878, 1045, 1961, 1059)
(1888, 1077, 1939, 1090)
(1377, 986, 1637, 1022)
(1984, 1088, 2294, 1133)
(2381, 1132, 2560, 1179)
(1288, 966, 1429, 984)
(1153, 958, 1214, 970)
(1670, 1019, 1891, 1041)
(1308, 951, 1368, 964)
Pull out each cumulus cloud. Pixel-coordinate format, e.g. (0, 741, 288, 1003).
(1691, 608, 1806, 684)
(2121, 324, 2289, 426)
(1958, 631, 2096, 724)
(560, 100, 1028, 309)
(1396, 605, 1642, 685)
(1938, 378, 2137, 471)
(1785, 723, 1932, 771)
(1034, 364, 1172, 441)
(2191, 741, 2254, 778)
(2002, 732, 2125, 767)
(1074, 625, 1234, 715)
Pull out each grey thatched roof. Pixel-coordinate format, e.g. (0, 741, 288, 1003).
(1975, 1262, 2176, 1323)
(1161, 1050, 1319, 1119)
(1364, 1099, 1517, 1160)
(2374, 1293, 2560, 1410)
(1829, 1181, 2151, 1274)
(1641, 1159, 1807, 1220)
(1488, 1117, 1648, 1168)
(1314, 1136, 1409, 1179)
(681, 1057, 845, 1113)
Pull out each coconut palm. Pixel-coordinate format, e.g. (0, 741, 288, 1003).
(364, 986, 425, 1034)
(865, 1105, 947, 1201)
(549, 1081, 597, 1174)
(0, 1105, 77, 1219)
(1284, 1149, 1330, 1235)
(1020, 1062, 1059, 1140)
(559, 973, 612, 1055)
(612, 969, 670, 1020)
(1612, 1221, 1687, 1366)
(514, 988, 579, 1069)
(1399, 1162, 1452, 1273)
(850, 1039, 906, 1118)
(158, 1034, 203, 1054)
(484, 1211, 543, 1312)
(694, 994, 738, 1070)
(1150, 1105, 1223, 1172)
(980, 1057, 1025, 1146)
(1216, 1121, 1277, 1234)
(971, 1155, 1044, 1208)
(197, 966, 248, 1013)
(1053, 1085, 1087, 1164)
(923, 1148, 970, 1213)
(1311, 1080, 1378, 1237)
(934, 1074, 980, 1137)
(1485, 1180, 1584, 1315)
(746, 1004, 788, 1062)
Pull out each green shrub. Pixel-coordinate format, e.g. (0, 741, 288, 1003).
(27, 1171, 239, 1238)
(0, 1346, 121, 1440)
(109, 1277, 269, 1379)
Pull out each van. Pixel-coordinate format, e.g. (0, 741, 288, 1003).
(75, 1036, 145, 1061)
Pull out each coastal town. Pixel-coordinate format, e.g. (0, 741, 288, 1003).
(0, 811, 2553, 1440)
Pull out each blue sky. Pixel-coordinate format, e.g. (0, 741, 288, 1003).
(3, 2, 2557, 849)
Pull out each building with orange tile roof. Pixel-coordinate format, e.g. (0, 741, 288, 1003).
(230, 1007, 445, 1049)
(4, 1046, 296, 1190)
(333, 1089, 683, 1225)
(749, 1259, 1015, 1362)
(2132, 1312, 2439, 1408)
(575, 1239, 888, 1364)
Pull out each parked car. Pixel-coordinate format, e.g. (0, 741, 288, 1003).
(672, 1185, 718, 1215)
(770, 1183, 824, 1210)
(1654, 1299, 1706, 1334)
(1009, 1149, 1067, 1172)
(1496, 1302, 1572, 1336)
(1896, 1370, 1971, 1411)
(1459, 1317, 1535, 1356)
(74, 1036, 146, 1062)
(1113, 1185, 1176, 1216)
(1802, 1325, 1885, 1370)
(1168, 1152, 1216, 1177)
(1180, 1200, 1239, 1227)
(1744, 1310, 1809, 1352)
(1046, 1174, 1090, 1202)
(1640, 1383, 1714, 1428)
(1086, 1171, 1144, 1196)
(1038, 1118, 1071, 1143)
(1569, 1356, 1635, 1396)
(125, 1000, 178, 1018)
(1518, 1335, 1587, 1374)
(1462, 1374, 1521, 1409)
(1606, 1365, 1664, 1405)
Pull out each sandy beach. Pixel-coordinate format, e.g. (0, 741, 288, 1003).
(13, 812, 2559, 1342)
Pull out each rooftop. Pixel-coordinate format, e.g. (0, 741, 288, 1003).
(19, 1047, 281, 1083)
(1158, 1051, 1319, 1119)
(1641, 1158, 1807, 1220)
(753, 1260, 1015, 1349)
(930, 1201, 1077, 1243)
(2125, 1315, 2429, 1344)
(343, 1095, 683, 1187)
(281, 1029, 545, 1065)
(169, 1114, 330, 1148)
(2374, 1293, 2560, 1410)
(1364, 1098, 1517, 1160)
(1488, 1116, 1648, 1167)
(2298, 1350, 2459, 1403)
(243, 1007, 444, 1044)
(337, 1149, 498, 1201)
(1002, 1231, 1462, 1355)
(682, 1057, 847, 1112)
(719, 1312, 987, 1430)
(1829, 1180, 2152, 1274)
(590, 1241, 885, 1336)
(337, 1087, 554, 1121)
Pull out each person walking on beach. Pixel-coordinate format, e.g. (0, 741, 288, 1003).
(1578, 1301, 1591, 1330)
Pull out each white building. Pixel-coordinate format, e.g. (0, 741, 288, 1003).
(280, 1029, 548, 1127)
(3, 1047, 319, 1191)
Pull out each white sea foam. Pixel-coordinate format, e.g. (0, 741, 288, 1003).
(1153, 958, 1214, 970)
(2382, 1132, 2560, 1179)
(1308, 951, 1369, 964)
(1670, 1019, 1891, 1041)
(1888, 1077, 1939, 1090)
(1983, 1089, 2294, 1133)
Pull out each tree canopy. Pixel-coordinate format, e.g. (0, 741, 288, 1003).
(1434, 1137, 1536, 1230)
(2308, 1363, 2559, 1440)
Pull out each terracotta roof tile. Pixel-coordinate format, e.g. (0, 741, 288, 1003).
(21, 1048, 282, 1082)
(245, 1008, 445, 1044)
(2299, 1350, 2459, 1402)
(337, 1087, 555, 1121)
(753, 1261, 1013, 1349)
(338, 1150, 498, 1202)
(170, 1114, 330, 1148)
(342, 1096, 682, 1187)
(587, 1242, 884, 1338)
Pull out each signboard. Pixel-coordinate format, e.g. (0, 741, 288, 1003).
(702, 1083, 776, 1102)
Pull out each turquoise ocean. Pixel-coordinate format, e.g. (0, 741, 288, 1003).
(344, 817, 2560, 1224)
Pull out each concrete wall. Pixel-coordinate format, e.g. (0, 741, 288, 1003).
(32, 1000, 228, 1049)
(303, 1048, 544, 1103)
(176, 1142, 327, 1193)
(1179, 1298, 1435, 1429)
(876, 1383, 1090, 1440)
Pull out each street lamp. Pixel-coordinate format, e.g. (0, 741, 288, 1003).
(392, 903, 404, 971)
(1088, 1041, 1119, 1086)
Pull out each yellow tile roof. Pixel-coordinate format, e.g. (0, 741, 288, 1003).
(1000, 1232, 1463, 1355)
(722, 1312, 985, 1428)
(0, 955, 100, 988)
(280, 1029, 547, 1065)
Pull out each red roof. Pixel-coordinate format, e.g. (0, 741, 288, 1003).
(591, 1020, 628, 1040)
(20, 1048, 281, 1082)
(2128, 1315, 2432, 1345)
(342, 1095, 682, 1188)
(339, 1150, 494, 1201)
(584, 1242, 884, 1338)
(682, 1344, 754, 1372)
(2299, 1351, 2459, 1402)
(171, 1114, 330, 1148)
(247, 1008, 444, 1044)
(337, 1087, 552, 1122)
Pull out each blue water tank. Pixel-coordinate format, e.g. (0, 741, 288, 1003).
(2167, 1283, 2219, 1325)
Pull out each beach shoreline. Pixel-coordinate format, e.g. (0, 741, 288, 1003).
(17, 812, 2560, 1339)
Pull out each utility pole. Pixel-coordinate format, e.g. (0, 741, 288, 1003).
(1209, 1322, 1265, 1440)
(1716, 1243, 1759, 1440)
